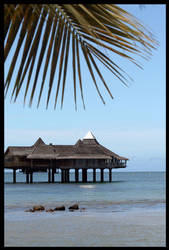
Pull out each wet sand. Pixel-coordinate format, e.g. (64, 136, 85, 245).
(5, 208, 166, 247)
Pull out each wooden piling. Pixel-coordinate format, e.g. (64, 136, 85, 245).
(82, 169, 87, 183)
(13, 169, 16, 183)
(75, 169, 79, 183)
(48, 168, 51, 183)
(30, 172, 33, 183)
(65, 169, 69, 182)
(52, 168, 55, 183)
(61, 169, 65, 183)
(26, 172, 29, 183)
(101, 168, 104, 182)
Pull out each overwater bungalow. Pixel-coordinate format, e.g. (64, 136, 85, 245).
(4, 131, 128, 183)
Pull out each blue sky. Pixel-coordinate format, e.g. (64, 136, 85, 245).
(4, 4, 166, 171)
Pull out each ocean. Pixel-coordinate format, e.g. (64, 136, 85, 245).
(4, 171, 166, 247)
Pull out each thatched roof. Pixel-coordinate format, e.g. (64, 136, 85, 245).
(5, 133, 129, 160)
(5, 146, 33, 156)
(5, 137, 45, 157)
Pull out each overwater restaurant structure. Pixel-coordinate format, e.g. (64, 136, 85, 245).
(4, 132, 128, 183)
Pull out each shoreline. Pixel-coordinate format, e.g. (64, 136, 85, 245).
(5, 198, 165, 213)
(5, 208, 166, 247)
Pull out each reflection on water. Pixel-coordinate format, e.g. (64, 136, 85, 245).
(79, 185, 96, 189)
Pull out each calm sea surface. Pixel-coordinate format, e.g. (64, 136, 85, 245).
(4, 171, 166, 247)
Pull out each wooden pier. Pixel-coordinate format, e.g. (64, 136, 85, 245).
(4, 132, 128, 184)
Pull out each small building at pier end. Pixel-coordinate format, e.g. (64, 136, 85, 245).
(4, 131, 129, 183)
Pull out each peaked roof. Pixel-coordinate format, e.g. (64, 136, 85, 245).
(5, 146, 33, 156)
(5, 138, 45, 156)
(5, 133, 128, 160)
(33, 137, 45, 147)
(83, 131, 96, 140)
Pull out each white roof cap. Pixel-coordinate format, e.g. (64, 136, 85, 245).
(83, 131, 96, 139)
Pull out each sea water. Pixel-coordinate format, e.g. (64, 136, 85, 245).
(4, 171, 166, 247)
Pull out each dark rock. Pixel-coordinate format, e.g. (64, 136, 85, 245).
(46, 209, 55, 212)
(33, 205, 45, 211)
(54, 205, 65, 211)
(68, 204, 79, 210)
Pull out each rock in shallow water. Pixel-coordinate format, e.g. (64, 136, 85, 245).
(54, 205, 65, 211)
(33, 205, 45, 211)
(46, 209, 55, 212)
(25, 206, 45, 212)
(25, 204, 84, 212)
(68, 204, 79, 210)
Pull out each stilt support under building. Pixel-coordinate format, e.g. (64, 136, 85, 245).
(52, 168, 55, 183)
(82, 169, 87, 183)
(30, 172, 33, 183)
(13, 169, 16, 183)
(61, 169, 65, 183)
(48, 168, 51, 183)
(8, 166, 115, 184)
(26, 172, 29, 183)
(65, 169, 70, 183)
(100, 169, 104, 182)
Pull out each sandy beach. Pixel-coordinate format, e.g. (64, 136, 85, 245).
(5, 208, 166, 247)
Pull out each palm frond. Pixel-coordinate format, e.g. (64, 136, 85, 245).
(54, 21, 68, 109)
(4, 4, 158, 109)
(60, 25, 71, 109)
(37, 14, 58, 108)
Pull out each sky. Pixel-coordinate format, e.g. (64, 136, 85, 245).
(4, 4, 166, 171)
